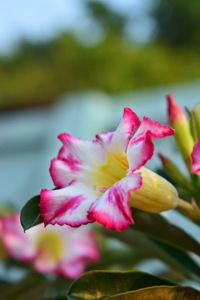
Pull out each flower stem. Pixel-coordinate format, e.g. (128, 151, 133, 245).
(176, 198, 200, 225)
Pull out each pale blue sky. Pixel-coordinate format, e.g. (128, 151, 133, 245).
(0, 0, 153, 53)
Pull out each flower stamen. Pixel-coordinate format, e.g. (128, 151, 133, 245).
(93, 151, 129, 192)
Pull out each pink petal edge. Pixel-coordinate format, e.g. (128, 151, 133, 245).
(88, 174, 142, 231)
(40, 183, 96, 227)
(191, 138, 200, 175)
(50, 159, 75, 188)
(0, 214, 36, 262)
(133, 116, 174, 142)
(109, 107, 141, 152)
(127, 133, 154, 172)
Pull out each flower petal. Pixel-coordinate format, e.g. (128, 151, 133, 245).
(56, 225, 100, 278)
(32, 226, 66, 274)
(34, 252, 58, 274)
(50, 157, 95, 188)
(58, 133, 105, 165)
(191, 138, 200, 175)
(133, 116, 174, 142)
(0, 214, 36, 262)
(58, 257, 88, 279)
(33, 225, 100, 279)
(88, 174, 142, 231)
(50, 159, 75, 188)
(50, 133, 106, 187)
(95, 131, 114, 147)
(40, 182, 97, 227)
(109, 107, 140, 152)
(62, 227, 100, 262)
(127, 133, 154, 172)
(58, 239, 100, 279)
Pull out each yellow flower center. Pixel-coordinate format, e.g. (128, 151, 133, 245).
(93, 151, 129, 192)
(36, 229, 65, 263)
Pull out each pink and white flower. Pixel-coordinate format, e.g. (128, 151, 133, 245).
(191, 138, 200, 175)
(40, 107, 174, 231)
(0, 214, 99, 279)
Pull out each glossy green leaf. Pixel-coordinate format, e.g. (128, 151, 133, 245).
(20, 195, 43, 231)
(105, 286, 200, 300)
(131, 209, 200, 256)
(66, 270, 174, 300)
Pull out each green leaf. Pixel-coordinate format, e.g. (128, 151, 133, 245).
(0, 273, 70, 300)
(105, 286, 200, 300)
(150, 238, 200, 280)
(43, 277, 71, 300)
(131, 210, 200, 256)
(66, 270, 174, 300)
(0, 273, 46, 300)
(103, 229, 200, 281)
(20, 195, 43, 231)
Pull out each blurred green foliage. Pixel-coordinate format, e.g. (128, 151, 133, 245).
(153, 0, 200, 47)
(88, 1, 126, 36)
(0, 0, 200, 110)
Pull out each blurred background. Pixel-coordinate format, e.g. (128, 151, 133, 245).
(1, 1, 200, 289)
(0, 0, 200, 206)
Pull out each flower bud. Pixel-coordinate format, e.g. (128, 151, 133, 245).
(167, 94, 185, 124)
(167, 94, 194, 169)
(130, 167, 179, 213)
(158, 153, 190, 188)
(191, 102, 200, 142)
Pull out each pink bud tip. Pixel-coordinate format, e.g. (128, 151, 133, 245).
(166, 94, 185, 124)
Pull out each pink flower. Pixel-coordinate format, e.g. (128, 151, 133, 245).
(40, 107, 174, 231)
(191, 138, 200, 175)
(0, 214, 99, 279)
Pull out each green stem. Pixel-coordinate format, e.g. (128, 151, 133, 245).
(176, 198, 200, 225)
